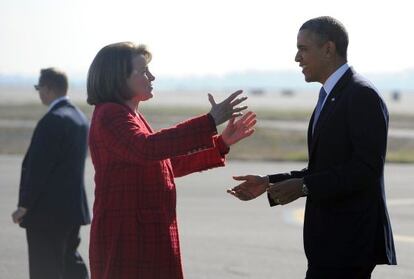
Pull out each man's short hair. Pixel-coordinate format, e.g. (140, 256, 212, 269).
(300, 16, 349, 59)
(38, 68, 68, 96)
(86, 42, 152, 105)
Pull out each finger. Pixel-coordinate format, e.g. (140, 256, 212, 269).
(240, 117, 257, 130)
(232, 175, 250, 181)
(229, 96, 248, 107)
(224, 90, 243, 104)
(230, 112, 244, 119)
(245, 119, 257, 129)
(232, 106, 248, 113)
(234, 111, 253, 125)
(208, 93, 217, 106)
(227, 189, 250, 201)
(242, 112, 257, 125)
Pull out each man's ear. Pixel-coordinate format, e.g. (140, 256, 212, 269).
(325, 41, 336, 58)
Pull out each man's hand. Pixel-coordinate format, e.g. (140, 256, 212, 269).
(221, 111, 256, 146)
(227, 175, 269, 201)
(267, 178, 304, 205)
(208, 90, 248, 126)
(12, 207, 27, 224)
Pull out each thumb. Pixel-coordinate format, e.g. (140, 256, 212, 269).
(208, 93, 216, 106)
(233, 175, 249, 181)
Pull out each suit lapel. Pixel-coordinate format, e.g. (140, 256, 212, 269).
(309, 68, 354, 159)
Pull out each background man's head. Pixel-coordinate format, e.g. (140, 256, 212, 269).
(295, 16, 348, 84)
(35, 68, 68, 105)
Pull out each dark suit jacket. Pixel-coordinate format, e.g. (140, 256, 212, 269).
(268, 68, 397, 267)
(18, 99, 90, 228)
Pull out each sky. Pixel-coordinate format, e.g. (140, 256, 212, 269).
(1, 0, 413, 79)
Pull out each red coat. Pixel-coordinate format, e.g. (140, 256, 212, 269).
(88, 103, 229, 279)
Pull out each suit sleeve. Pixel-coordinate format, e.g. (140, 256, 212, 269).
(18, 114, 64, 209)
(99, 105, 218, 164)
(170, 135, 229, 177)
(267, 168, 308, 206)
(304, 87, 388, 202)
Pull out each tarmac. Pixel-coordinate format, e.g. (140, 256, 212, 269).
(1, 155, 413, 278)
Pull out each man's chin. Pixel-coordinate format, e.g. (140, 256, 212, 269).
(304, 75, 315, 83)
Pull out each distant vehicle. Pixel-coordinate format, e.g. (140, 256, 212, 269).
(249, 88, 265, 95)
(281, 89, 295, 97)
(391, 90, 401, 102)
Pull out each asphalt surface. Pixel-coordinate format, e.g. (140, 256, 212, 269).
(1, 156, 413, 278)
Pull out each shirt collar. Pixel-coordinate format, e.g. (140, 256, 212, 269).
(48, 96, 68, 112)
(323, 63, 349, 95)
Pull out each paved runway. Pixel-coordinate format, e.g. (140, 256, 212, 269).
(1, 155, 413, 278)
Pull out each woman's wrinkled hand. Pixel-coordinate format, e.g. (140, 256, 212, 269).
(208, 90, 248, 126)
(221, 111, 256, 146)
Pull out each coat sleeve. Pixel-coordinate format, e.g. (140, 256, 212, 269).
(170, 135, 230, 177)
(18, 114, 65, 209)
(303, 87, 388, 202)
(267, 168, 308, 206)
(98, 104, 218, 164)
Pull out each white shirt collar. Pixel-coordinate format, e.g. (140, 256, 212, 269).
(48, 96, 68, 112)
(323, 63, 350, 95)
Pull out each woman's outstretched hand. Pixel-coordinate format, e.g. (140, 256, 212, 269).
(221, 111, 256, 146)
(208, 90, 248, 126)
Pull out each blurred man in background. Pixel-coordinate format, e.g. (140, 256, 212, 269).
(11, 68, 90, 279)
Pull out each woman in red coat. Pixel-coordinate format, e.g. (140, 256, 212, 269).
(86, 42, 256, 279)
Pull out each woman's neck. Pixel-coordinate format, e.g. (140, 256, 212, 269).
(124, 99, 140, 114)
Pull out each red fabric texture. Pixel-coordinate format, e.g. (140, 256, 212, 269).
(88, 103, 229, 279)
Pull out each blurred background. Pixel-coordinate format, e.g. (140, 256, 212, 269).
(1, 0, 413, 278)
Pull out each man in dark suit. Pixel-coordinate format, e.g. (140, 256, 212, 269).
(11, 68, 91, 279)
(228, 16, 396, 278)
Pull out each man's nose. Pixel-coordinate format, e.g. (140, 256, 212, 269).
(294, 52, 301, 62)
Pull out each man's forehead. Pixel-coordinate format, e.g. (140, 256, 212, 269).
(297, 29, 318, 44)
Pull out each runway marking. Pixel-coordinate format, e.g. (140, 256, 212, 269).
(387, 198, 414, 206)
(394, 235, 414, 243)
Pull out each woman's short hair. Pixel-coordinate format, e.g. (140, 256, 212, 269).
(87, 42, 152, 105)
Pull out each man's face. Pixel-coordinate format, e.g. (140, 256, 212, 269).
(295, 29, 329, 84)
(34, 82, 54, 106)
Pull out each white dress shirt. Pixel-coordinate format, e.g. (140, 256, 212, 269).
(320, 63, 350, 107)
(48, 96, 69, 112)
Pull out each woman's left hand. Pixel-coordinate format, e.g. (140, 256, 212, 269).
(221, 111, 256, 146)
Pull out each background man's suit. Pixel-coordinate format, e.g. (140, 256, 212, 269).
(268, 68, 397, 273)
(18, 99, 91, 279)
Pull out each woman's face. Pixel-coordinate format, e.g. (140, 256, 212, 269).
(126, 54, 155, 101)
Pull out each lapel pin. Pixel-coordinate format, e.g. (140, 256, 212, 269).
(331, 98, 335, 102)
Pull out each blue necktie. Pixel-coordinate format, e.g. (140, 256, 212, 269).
(312, 87, 327, 134)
